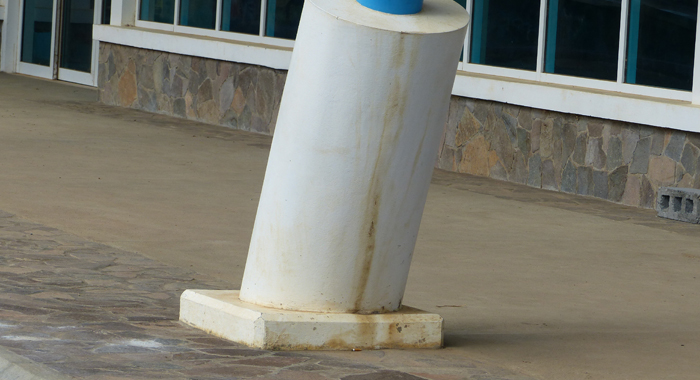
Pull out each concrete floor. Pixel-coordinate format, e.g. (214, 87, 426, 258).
(1, 73, 699, 380)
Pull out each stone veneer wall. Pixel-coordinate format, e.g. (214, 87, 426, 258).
(438, 98, 700, 208)
(98, 43, 286, 135)
(99, 42, 700, 209)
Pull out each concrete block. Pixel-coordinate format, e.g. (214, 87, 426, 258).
(657, 187, 700, 223)
(180, 290, 443, 350)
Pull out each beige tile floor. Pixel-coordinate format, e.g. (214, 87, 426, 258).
(1, 73, 699, 380)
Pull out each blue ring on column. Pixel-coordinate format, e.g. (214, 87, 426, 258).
(357, 0, 423, 14)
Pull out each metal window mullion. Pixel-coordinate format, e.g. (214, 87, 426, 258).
(692, 1, 700, 104)
(174, 0, 181, 25)
(52, 0, 62, 79)
(259, 0, 267, 37)
(463, 0, 473, 64)
(535, 0, 548, 76)
(626, 0, 641, 84)
(215, 0, 222, 30)
(616, 0, 629, 83)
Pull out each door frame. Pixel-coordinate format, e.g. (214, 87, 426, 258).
(16, 0, 101, 86)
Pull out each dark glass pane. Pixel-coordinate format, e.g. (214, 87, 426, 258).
(626, 0, 697, 91)
(60, 0, 94, 72)
(455, 0, 466, 61)
(265, 0, 303, 40)
(470, 0, 540, 71)
(139, 0, 175, 24)
(545, 0, 622, 81)
(180, 0, 216, 29)
(21, 0, 53, 66)
(221, 0, 261, 35)
(102, 0, 112, 24)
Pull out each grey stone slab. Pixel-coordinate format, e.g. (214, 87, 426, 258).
(490, 161, 508, 181)
(510, 152, 528, 185)
(630, 137, 651, 174)
(542, 160, 557, 191)
(681, 143, 698, 176)
(502, 113, 518, 145)
(528, 154, 542, 188)
(585, 137, 606, 170)
(651, 130, 665, 156)
(608, 166, 629, 203)
(562, 123, 577, 161)
(517, 128, 530, 155)
(621, 128, 640, 165)
(573, 134, 588, 166)
(588, 123, 604, 138)
(593, 170, 609, 200)
(173, 98, 187, 118)
(577, 167, 594, 196)
(664, 132, 687, 162)
(641, 176, 655, 209)
(518, 108, 532, 131)
(639, 125, 654, 138)
(606, 136, 623, 170)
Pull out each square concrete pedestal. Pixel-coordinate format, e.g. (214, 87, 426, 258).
(180, 290, 443, 350)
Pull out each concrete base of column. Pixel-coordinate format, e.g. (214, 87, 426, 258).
(180, 290, 443, 350)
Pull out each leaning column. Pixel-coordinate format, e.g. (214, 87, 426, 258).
(181, 0, 468, 350)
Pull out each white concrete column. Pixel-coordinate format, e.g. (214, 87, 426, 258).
(181, 0, 468, 350)
(239, 0, 468, 314)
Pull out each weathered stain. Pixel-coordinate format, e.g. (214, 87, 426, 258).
(353, 33, 412, 314)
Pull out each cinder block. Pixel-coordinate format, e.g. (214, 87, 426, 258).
(657, 187, 700, 224)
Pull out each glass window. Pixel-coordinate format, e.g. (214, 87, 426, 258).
(102, 0, 112, 24)
(626, 0, 697, 91)
(221, 0, 261, 35)
(139, 0, 175, 24)
(265, 0, 303, 40)
(180, 0, 216, 29)
(470, 0, 541, 71)
(60, 0, 94, 72)
(21, 0, 53, 66)
(545, 0, 622, 81)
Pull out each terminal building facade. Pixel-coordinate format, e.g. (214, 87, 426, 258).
(1, 0, 700, 209)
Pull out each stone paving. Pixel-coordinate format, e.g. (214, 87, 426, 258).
(0, 210, 534, 380)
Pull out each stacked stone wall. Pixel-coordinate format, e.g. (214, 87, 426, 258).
(438, 98, 700, 208)
(99, 42, 700, 209)
(98, 43, 286, 135)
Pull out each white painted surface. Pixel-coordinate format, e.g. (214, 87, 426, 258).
(0, 0, 19, 73)
(180, 290, 443, 350)
(453, 72, 700, 135)
(92, 25, 293, 70)
(93, 20, 700, 135)
(110, 0, 136, 26)
(239, 0, 468, 313)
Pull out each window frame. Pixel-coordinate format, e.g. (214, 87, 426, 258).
(134, 0, 295, 49)
(96, 0, 700, 134)
(460, 0, 700, 103)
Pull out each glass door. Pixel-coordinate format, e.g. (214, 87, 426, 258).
(18, 0, 100, 86)
(57, 0, 96, 84)
(18, 0, 56, 78)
